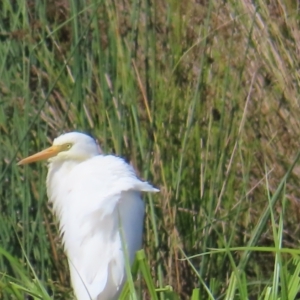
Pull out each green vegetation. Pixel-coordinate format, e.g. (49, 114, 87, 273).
(1, 0, 300, 299)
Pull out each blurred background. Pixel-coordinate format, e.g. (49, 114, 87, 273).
(1, 0, 300, 299)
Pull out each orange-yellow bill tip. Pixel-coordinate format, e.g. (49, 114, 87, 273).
(17, 145, 61, 166)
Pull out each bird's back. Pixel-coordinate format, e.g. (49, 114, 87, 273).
(47, 155, 157, 300)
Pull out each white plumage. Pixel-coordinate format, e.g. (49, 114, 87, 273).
(18, 132, 159, 300)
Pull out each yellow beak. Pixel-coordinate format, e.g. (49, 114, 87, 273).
(18, 145, 62, 165)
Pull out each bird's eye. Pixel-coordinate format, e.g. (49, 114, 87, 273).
(65, 143, 72, 150)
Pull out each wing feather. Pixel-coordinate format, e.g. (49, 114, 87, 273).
(48, 155, 157, 300)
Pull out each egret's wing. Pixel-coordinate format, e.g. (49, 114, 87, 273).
(55, 155, 157, 300)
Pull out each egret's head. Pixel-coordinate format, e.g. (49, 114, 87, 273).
(18, 132, 101, 165)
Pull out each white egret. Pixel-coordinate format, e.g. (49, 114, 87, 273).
(18, 132, 159, 300)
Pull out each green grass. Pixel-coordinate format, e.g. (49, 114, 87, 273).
(1, 0, 300, 299)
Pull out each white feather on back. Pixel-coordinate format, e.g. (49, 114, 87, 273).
(47, 154, 158, 300)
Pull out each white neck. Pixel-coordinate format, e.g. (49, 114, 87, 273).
(46, 159, 80, 225)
